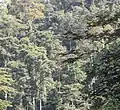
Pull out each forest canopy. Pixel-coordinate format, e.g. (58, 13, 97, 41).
(0, 0, 120, 110)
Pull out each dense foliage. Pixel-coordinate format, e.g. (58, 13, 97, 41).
(1, 0, 120, 110)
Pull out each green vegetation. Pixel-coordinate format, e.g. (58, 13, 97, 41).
(0, 68, 15, 110)
(1, 0, 120, 110)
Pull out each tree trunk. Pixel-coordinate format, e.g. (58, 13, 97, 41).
(71, 99, 74, 110)
(20, 97, 23, 107)
(5, 92, 7, 100)
(39, 99, 42, 110)
(33, 97, 36, 110)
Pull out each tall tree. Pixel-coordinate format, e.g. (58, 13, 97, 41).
(0, 68, 15, 110)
